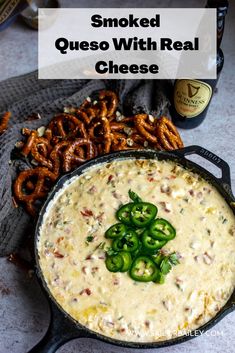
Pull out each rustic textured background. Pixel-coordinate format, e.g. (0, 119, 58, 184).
(0, 0, 234, 352)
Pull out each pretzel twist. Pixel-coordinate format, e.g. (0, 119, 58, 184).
(13, 167, 57, 216)
(88, 117, 111, 154)
(99, 90, 118, 118)
(134, 114, 158, 145)
(48, 114, 87, 140)
(64, 108, 91, 125)
(63, 138, 96, 172)
(31, 137, 53, 169)
(156, 116, 184, 150)
(21, 130, 38, 157)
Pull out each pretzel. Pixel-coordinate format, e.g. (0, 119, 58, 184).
(31, 137, 53, 169)
(85, 107, 98, 121)
(0, 112, 11, 135)
(110, 122, 128, 132)
(156, 116, 184, 150)
(21, 130, 38, 157)
(14, 167, 57, 216)
(63, 139, 96, 172)
(88, 117, 111, 154)
(99, 90, 118, 118)
(50, 141, 71, 176)
(64, 107, 91, 125)
(134, 114, 158, 145)
(48, 114, 87, 141)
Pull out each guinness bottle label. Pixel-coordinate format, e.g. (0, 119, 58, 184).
(174, 79, 212, 118)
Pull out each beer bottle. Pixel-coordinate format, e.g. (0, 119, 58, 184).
(170, 0, 228, 129)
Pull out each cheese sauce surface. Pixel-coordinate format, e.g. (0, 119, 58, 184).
(38, 159, 235, 342)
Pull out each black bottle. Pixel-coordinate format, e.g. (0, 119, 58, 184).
(170, 0, 228, 129)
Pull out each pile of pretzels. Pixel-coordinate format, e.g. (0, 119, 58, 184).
(12, 90, 184, 217)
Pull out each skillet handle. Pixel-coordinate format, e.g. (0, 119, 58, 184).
(27, 301, 93, 353)
(174, 145, 233, 196)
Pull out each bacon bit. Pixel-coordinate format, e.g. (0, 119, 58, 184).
(80, 288, 91, 296)
(85, 254, 94, 260)
(203, 187, 211, 194)
(189, 189, 195, 196)
(160, 185, 171, 195)
(194, 255, 200, 262)
(53, 250, 64, 258)
(147, 177, 155, 182)
(88, 185, 97, 194)
(81, 208, 93, 217)
(82, 266, 87, 274)
(96, 212, 104, 222)
(144, 320, 150, 328)
(117, 328, 126, 333)
(56, 237, 64, 244)
(165, 175, 177, 180)
(91, 266, 99, 274)
(159, 201, 171, 213)
(107, 175, 114, 184)
(113, 278, 119, 285)
(184, 307, 193, 314)
(98, 255, 105, 259)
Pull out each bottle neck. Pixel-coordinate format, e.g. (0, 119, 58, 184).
(206, 0, 229, 49)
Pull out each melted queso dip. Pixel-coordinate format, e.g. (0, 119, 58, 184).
(38, 159, 235, 342)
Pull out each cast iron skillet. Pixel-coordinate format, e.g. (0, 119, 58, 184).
(28, 145, 235, 353)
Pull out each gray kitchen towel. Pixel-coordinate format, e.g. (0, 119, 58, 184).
(0, 71, 171, 256)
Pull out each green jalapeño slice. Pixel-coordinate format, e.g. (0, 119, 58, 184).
(112, 230, 139, 252)
(105, 254, 124, 272)
(149, 218, 176, 241)
(105, 223, 127, 239)
(131, 202, 158, 227)
(116, 203, 134, 225)
(142, 230, 167, 254)
(130, 256, 159, 282)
